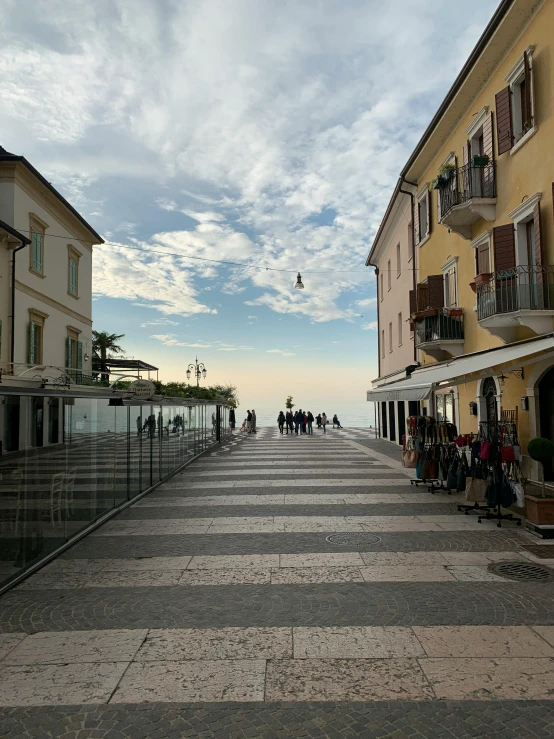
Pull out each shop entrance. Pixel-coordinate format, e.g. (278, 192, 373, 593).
(538, 366, 554, 481)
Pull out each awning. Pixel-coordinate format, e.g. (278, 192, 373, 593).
(367, 334, 554, 403)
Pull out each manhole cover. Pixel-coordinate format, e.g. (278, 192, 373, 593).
(326, 533, 381, 546)
(521, 545, 554, 559)
(488, 561, 554, 581)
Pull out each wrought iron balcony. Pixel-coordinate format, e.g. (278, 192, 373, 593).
(476, 265, 554, 341)
(414, 308, 464, 360)
(438, 162, 497, 239)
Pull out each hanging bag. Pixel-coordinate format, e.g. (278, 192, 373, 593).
(456, 452, 469, 492)
(479, 442, 491, 460)
(446, 454, 459, 490)
(465, 476, 488, 502)
(402, 438, 417, 468)
(500, 445, 515, 463)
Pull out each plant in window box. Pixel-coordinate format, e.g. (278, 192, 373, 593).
(445, 307, 463, 317)
(474, 272, 492, 287)
(472, 155, 489, 167)
(438, 163, 456, 181)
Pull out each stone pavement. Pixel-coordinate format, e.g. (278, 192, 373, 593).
(1, 426, 554, 738)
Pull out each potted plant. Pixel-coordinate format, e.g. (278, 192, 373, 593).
(439, 163, 456, 181)
(525, 437, 554, 526)
(432, 175, 448, 190)
(474, 272, 492, 287)
(446, 307, 463, 317)
(472, 154, 490, 167)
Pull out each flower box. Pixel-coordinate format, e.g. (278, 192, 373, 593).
(418, 308, 438, 318)
(469, 280, 477, 294)
(472, 155, 490, 167)
(474, 272, 492, 286)
(446, 308, 463, 317)
(525, 495, 554, 526)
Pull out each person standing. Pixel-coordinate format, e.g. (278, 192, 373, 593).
(295, 409, 302, 435)
(251, 409, 257, 433)
(229, 408, 236, 430)
(278, 411, 285, 434)
(302, 412, 307, 434)
(321, 412, 328, 433)
(307, 411, 314, 435)
(136, 415, 142, 436)
(316, 413, 322, 428)
(246, 410, 252, 433)
(286, 411, 293, 434)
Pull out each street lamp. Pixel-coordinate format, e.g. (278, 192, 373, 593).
(295, 272, 304, 289)
(186, 357, 208, 386)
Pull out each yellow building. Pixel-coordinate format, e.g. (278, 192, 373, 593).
(367, 0, 554, 485)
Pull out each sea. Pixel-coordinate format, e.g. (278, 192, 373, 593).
(241, 402, 377, 430)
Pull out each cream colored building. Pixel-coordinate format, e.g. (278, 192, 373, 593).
(0, 145, 103, 451)
(366, 189, 419, 444)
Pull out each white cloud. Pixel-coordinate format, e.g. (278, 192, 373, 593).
(361, 321, 378, 331)
(356, 297, 377, 308)
(140, 319, 180, 327)
(150, 334, 252, 351)
(267, 349, 296, 357)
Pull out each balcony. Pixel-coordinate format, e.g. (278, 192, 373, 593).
(414, 308, 465, 361)
(477, 266, 554, 342)
(438, 162, 496, 239)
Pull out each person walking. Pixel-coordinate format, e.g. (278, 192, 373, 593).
(295, 409, 303, 435)
(136, 415, 142, 436)
(251, 409, 257, 433)
(229, 408, 236, 430)
(278, 411, 285, 434)
(246, 410, 252, 433)
(307, 411, 314, 435)
(321, 412, 328, 433)
(302, 412, 307, 434)
(286, 411, 294, 435)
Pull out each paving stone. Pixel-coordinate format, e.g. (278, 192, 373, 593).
(293, 626, 424, 658)
(178, 569, 271, 585)
(0, 634, 27, 662)
(413, 626, 554, 658)
(270, 567, 364, 584)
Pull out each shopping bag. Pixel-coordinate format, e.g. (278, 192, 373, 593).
(465, 477, 488, 502)
(402, 449, 417, 468)
(479, 442, 491, 460)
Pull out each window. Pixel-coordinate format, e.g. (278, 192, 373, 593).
(396, 243, 401, 277)
(28, 309, 48, 365)
(29, 218, 46, 276)
(398, 312, 402, 346)
(66, 328, 83, 382)
(435, 392, 455, 423)
(67, 246, 81, 298)
(381, 329, 385, 358)
(387, 260, 391, 290)
(441, 257, 458, 308)
(472, 232, 491, 276)
(388, 322, 393, 353)
(509, 193, 543, 308)
(407, 222, 413, 260)
(496, 46, 536, 155)
(415, 189, 431, 245)
(380, 273, 384, 301)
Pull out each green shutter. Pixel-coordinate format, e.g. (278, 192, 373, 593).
(76, 341, 83, 384)
(31, 232, 43, 273)
(69, 259, 78, 295)
(66, 337, 72, 369)
(28, 322, 36, 364)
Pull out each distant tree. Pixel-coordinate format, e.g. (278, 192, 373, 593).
(285, 395, 295, 410)
(92, 331, 125, 381)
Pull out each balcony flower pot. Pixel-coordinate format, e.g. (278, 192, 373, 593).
(439, 164, 456, 181)
(419, 308, 438, 318)
(469, 280, 477, 294)
(472, 155, 490, 167)
(433, 175, 448, 190)
(446, 308, 463, 317)
(474, 272, 492, 286)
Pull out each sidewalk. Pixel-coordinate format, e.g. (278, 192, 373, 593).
(0, 427, 553, 738)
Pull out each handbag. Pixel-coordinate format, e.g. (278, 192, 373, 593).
(465, 476, 488, 502)
(456, 453, 469, 492)
(446, 455, 459, 490)
(402, 449, 417, 468)
(510, 479, 525, 507)
(479, 442, 491, 460)
(501, 446, 515, 463)
(513, 445, 521, 461)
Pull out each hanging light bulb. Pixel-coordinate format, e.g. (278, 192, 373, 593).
(295, 272, 304, 289)
(186, 369, 191, 380)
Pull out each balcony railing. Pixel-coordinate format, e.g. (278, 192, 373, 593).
(439, 162, 496, 218)
(414, 308, 464, 346)
(477, 266, 554, 321)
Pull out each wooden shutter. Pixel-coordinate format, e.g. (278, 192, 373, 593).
(523, 50, 532, 130)
(416, 282, 428, 311)
(426, 191, 432, 236)
(477, 241, 491, 275)
(533, 203, 544, 308)
(414, 197, 420, 244)
(493, 225, 516, 270)
(69, 259, 78, 294)
(409, 289, 417, 316)
(483, 112, 494, 160)
(77, 341, 83, 383)
(495, 87, 513, 154)
(427, 275, 445, 309)
(533, 203, 543, 267)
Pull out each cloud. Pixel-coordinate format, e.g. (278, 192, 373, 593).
(140, 319, 180, 327)
(150, 334, 252, 351)
(356, 298, 377, 308)
(361, 321, 378, 331)
(267, 349, 296, 357)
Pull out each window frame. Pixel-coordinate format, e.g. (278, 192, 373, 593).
(381, 329, 385, 358)
(397, 312, 403, 346)
(29, 214, 48, 278)
(471, 231, 491, 277)
(387, 260, 392, 291)
(441, 256, 459, 308)
(509, 192, 542, 268)
(67, 245, 82, 298)
(506, 46, 537, 154)
(416, 186, 431, 246)
(396, 243, 401, 278)
(388, 321, 393, 353)
(380, 272, 384, 301)
(28, 308, 48, 365)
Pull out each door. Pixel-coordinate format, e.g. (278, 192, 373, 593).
(483, 377, 498, 425)
(48, 400, 60, 444)
(388, 401, 396, 443)
(4, 396, 20, 452)
(32, 398, 44, 448)
(397, 402, 406, 446)
(539, 367, 554, 481)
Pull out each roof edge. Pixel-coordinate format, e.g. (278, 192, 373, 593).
(0, 219, 31, 245)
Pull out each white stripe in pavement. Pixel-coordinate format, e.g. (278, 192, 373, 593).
(344, 440, 405, 470)
(133, 492, 464, 506)
(177, 479, 408, 489)
(196, 460, 380, 466)
(187, 468, 396, 476)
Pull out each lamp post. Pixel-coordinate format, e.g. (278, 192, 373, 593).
(186, 357, 207, 386)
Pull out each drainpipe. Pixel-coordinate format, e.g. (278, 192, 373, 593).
(11, 241, 30, 369)
(399, 178, 418, 363)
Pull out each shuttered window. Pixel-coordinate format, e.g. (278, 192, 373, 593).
(31, 230, 43, 274)
(381, 330, 385, 358)
(476, 241, 491, 275)
(409, 289, 417, 317)
(28, 321, 42, 364)
(445, 268, 457, 308)
(495, 86, 513, 154)
(398, 313, 402, 346)
(380, 273, 383, 300)
(497, 49, 535, 154)
(69, 258, 78, 295)
(493, 225, 516, 270)
(396, 244, 401, 277)
(388, 322, 393, 353)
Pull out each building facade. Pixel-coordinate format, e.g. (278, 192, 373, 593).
(0, 146, 103, 452)
(367, 0, 554, 475)
(366, 190, 419, 445)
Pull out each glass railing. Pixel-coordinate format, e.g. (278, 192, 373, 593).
(0, 391, 231, 591)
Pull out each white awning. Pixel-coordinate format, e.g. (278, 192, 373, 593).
(366, 334, 554, 403)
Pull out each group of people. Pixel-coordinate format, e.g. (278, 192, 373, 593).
(240, 409, 257, 433)
(276, 410, 343, 435)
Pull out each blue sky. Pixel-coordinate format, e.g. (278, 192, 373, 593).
(0, 0, 498, 413)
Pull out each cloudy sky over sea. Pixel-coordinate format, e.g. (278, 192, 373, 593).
(0, 0, 497, 416)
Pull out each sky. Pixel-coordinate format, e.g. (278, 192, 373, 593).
(0, 0, 499, 418)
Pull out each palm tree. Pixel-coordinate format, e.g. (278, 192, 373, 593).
(92, 331, 125, 381)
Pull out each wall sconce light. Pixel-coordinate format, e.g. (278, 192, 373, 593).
(469, 401, 477, 416)
(84, 353, 90, 362)
(521, 397, 530, 411)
